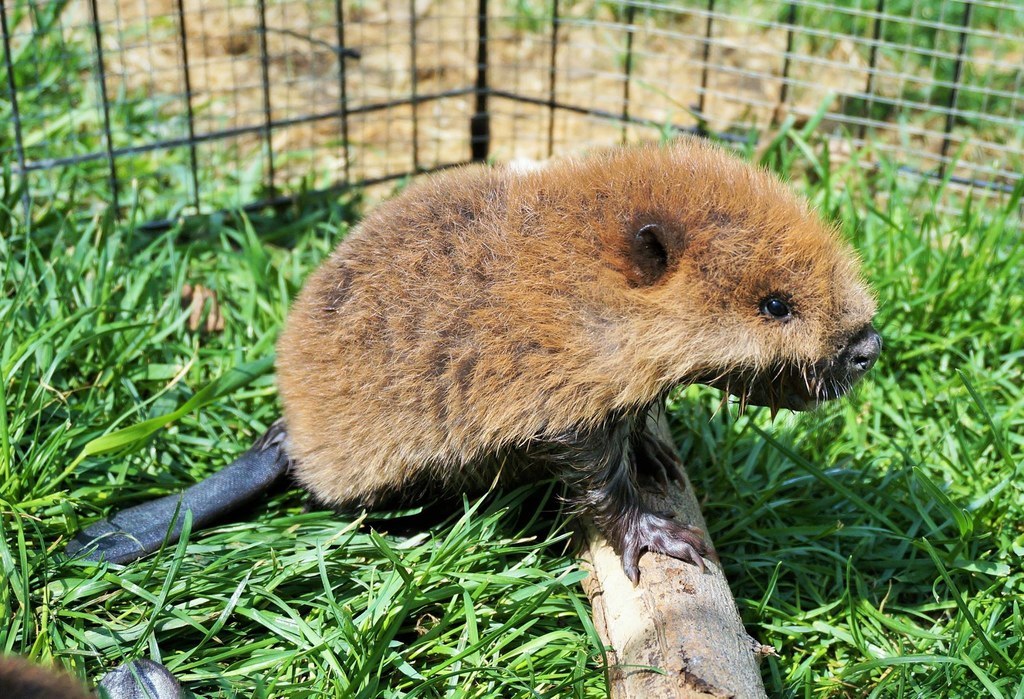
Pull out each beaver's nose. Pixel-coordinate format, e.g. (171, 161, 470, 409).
(846, 324, 882, 375)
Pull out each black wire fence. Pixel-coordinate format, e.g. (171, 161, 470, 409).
(1, 0, 1022, 227)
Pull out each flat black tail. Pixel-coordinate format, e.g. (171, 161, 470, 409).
(67, 420, 291, 565)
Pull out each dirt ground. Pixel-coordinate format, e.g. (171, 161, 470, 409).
(48, 0, 1023, 208)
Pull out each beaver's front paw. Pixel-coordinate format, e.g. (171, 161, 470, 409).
(615, 511, 710, 585)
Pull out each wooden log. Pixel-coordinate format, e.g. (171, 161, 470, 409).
(580, 412, 769, 698)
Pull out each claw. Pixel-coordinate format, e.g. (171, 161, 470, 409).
(667, 537, 706, 574)
(622, 555, 641, 586)
(612, 511, 711, 584)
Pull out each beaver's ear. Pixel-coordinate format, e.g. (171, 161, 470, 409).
(626, 222, 680, 287)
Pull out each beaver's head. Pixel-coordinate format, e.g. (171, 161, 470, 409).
(685, 216, 881, 413)
(586, 139, 881, 413)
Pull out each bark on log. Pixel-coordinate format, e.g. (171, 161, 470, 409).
(580, 413, 769, 698)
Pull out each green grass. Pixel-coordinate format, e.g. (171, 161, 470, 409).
(2, 0, 1023, 695)
(2, 129, 1023, 697)
(0, 188, 607, 697)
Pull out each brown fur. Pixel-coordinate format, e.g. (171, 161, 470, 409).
(0, 656, 92, 699)
(277, 138, 877, 511)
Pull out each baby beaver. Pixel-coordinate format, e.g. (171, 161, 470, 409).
(71, 138, 880, 584)
(278, 138, 881, 581)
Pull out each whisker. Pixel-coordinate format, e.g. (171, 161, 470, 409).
(712, 391, 729, 419)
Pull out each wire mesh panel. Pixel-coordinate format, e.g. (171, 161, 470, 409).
(486, 0, 1023, 201)
(0, 0, 477, 223)
(1, 0, 1021, 224)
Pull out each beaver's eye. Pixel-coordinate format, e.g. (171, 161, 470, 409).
(760, 296, 792, 320)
